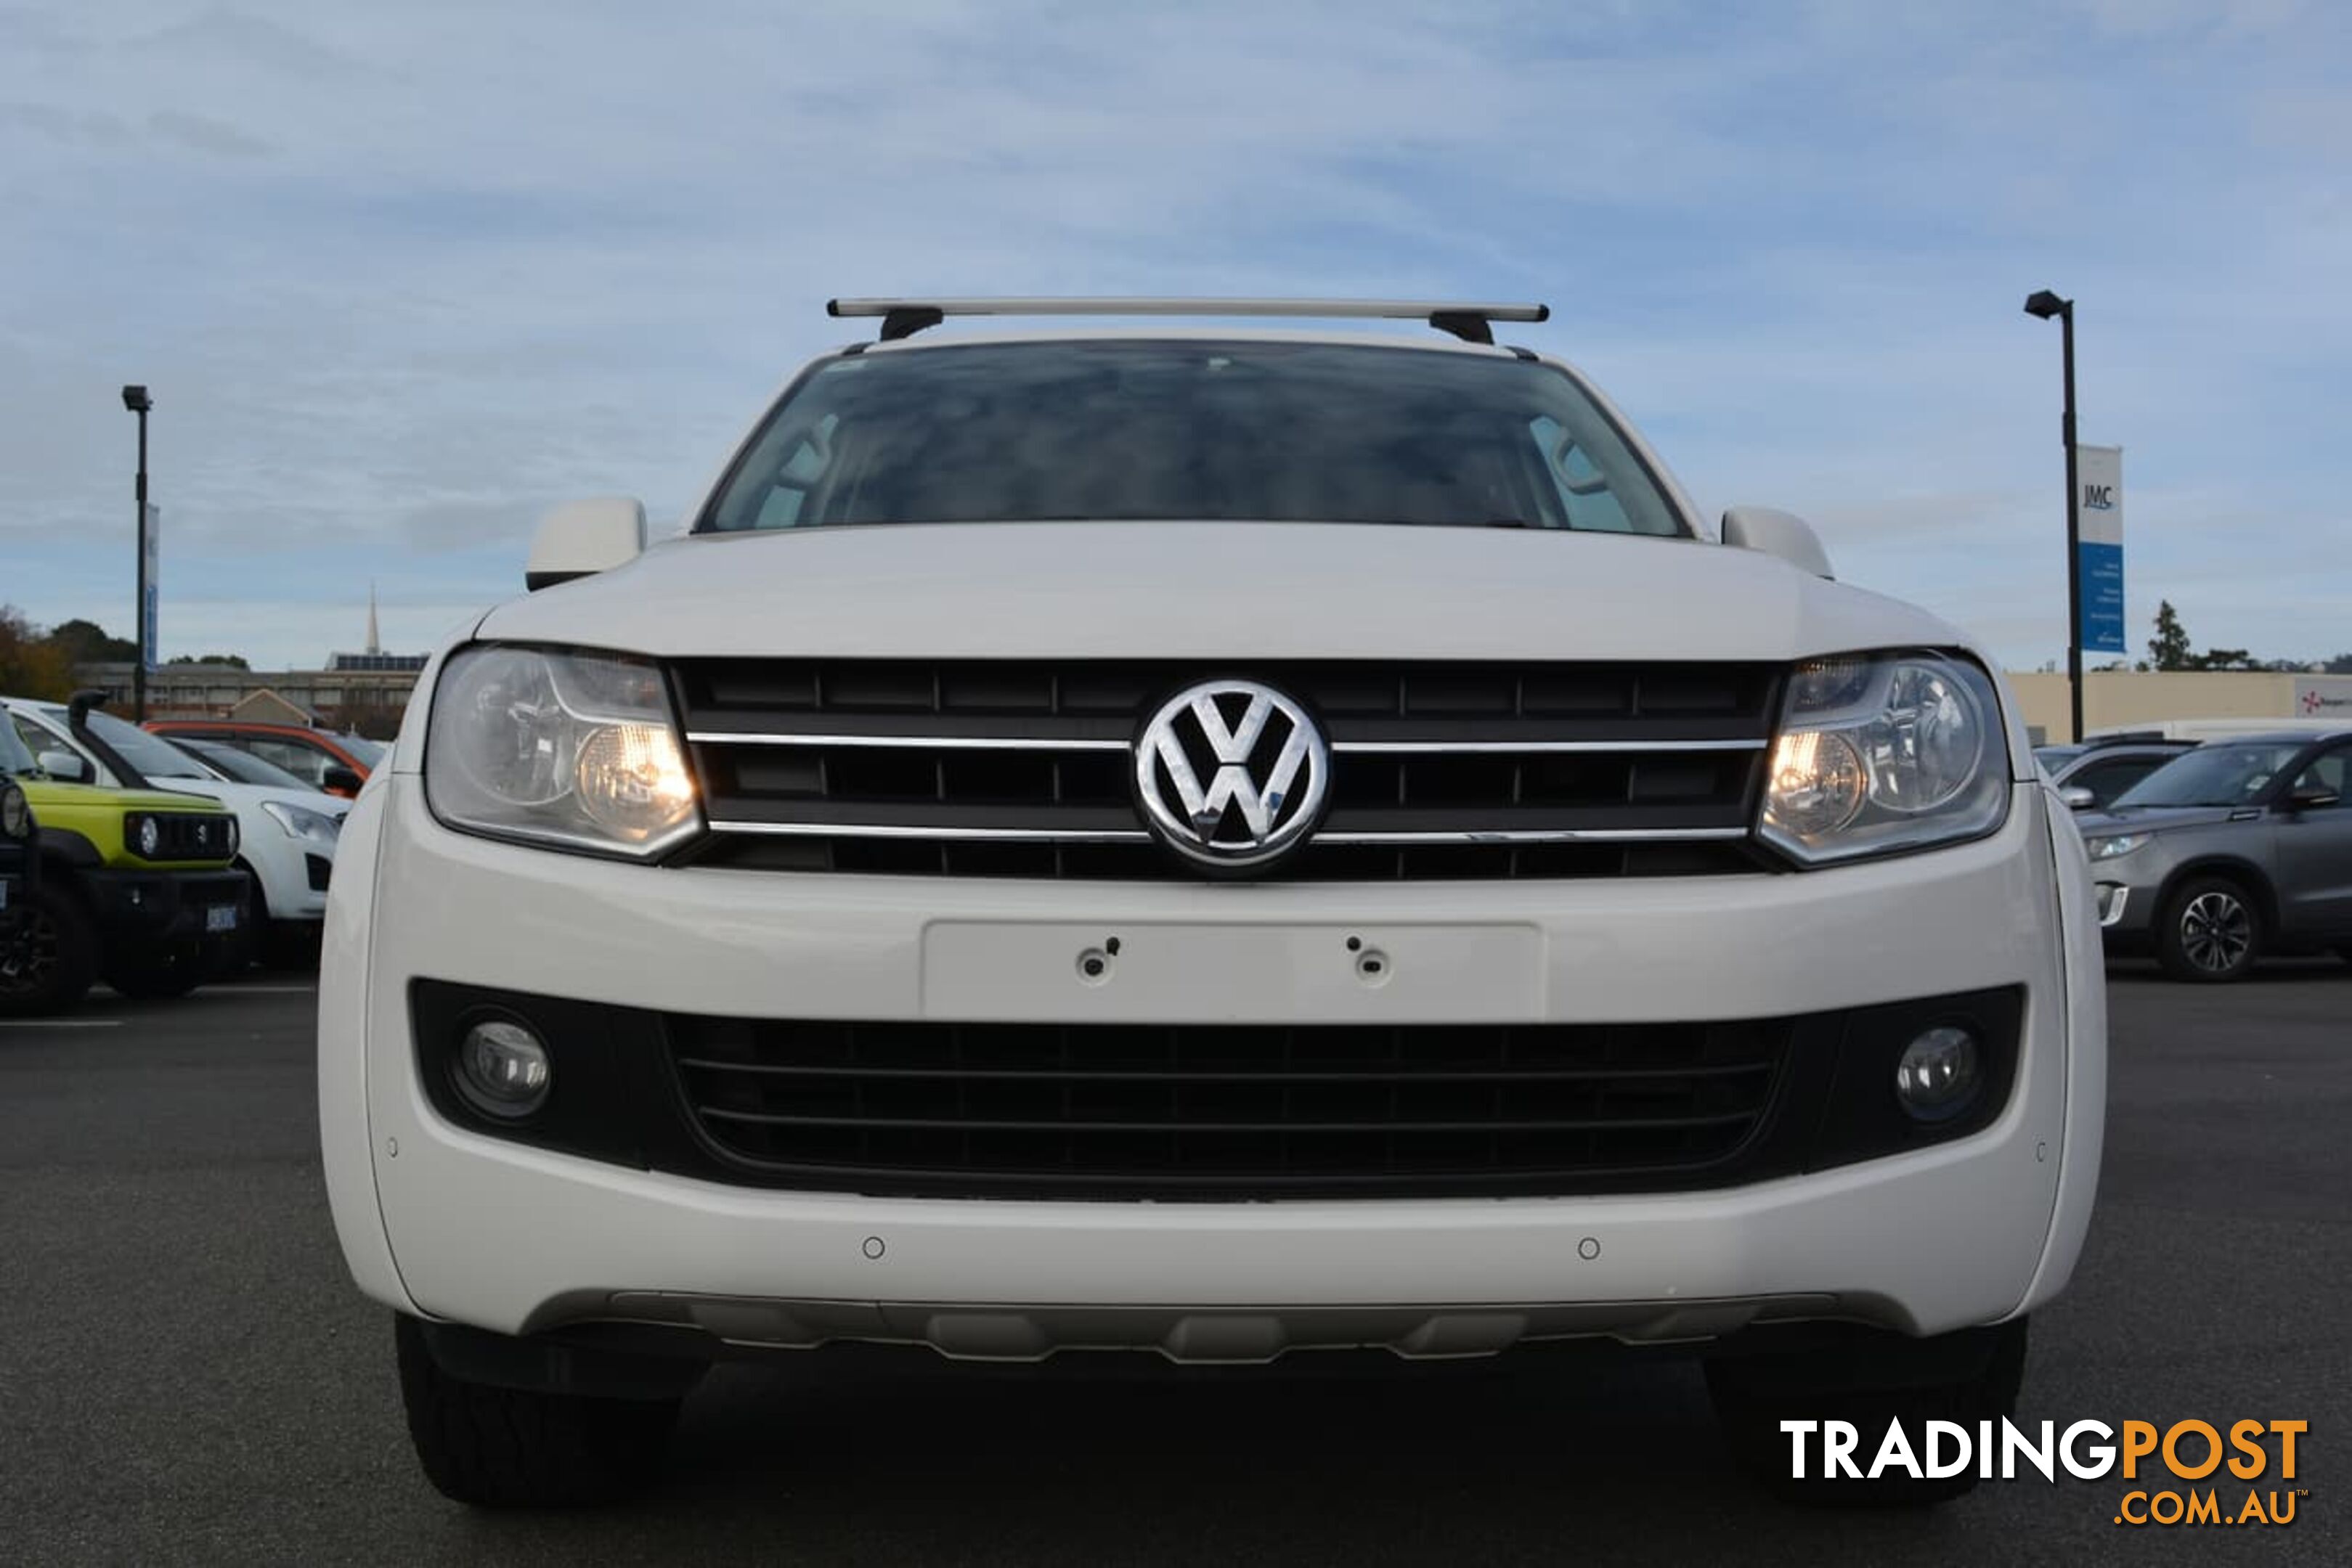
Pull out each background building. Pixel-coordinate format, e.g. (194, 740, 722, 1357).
(74, 592, 425, 737)
(2008, 670, 2352, 743)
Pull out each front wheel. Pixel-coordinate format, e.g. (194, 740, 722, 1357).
(2155, 875, 2263, 983)
(394, 1315, 681, 1508)
(1707, 1318, 2028, 1508)
(0, 885, 99, 1016)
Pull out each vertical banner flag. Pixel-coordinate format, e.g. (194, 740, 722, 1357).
(142, 502, 161, 674)
(2075, 445, 2125, 656)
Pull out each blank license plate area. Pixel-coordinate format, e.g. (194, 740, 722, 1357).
(205, 905, 239, 933)
(921, 921, 1545, 1024)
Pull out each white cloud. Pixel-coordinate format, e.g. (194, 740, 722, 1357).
(1, 0, 2346, 669)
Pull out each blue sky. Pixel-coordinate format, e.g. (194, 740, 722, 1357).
(3, 0, 2347, 671)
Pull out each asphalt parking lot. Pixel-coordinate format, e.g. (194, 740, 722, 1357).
(2, 964, 2345, 1566)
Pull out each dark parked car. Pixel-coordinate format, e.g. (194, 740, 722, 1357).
(2038, 737, 2197, 813)
(2075, 730, 2352, 981)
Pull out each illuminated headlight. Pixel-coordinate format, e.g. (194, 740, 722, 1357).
(0, 781, 28, 841)
(261, 800, 343, 847)
(2085, 833, 2150, 861)
(132, 814, 163, 858)
(426, 645, 700, 858)
(1762, 653, 2009, 865)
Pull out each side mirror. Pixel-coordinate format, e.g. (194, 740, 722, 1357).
(2287, 785, 2340, 812)
(2059, 785, 2097, 811)
(320, 766, 365, 798)
(1721, 507, 1834, 580)
(38, 751, 90, 783)
(526, 497, 646, 592)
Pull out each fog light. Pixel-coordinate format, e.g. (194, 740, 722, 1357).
(455, 1018, 551, 1118)
(1894, 1025, 1980, 1122)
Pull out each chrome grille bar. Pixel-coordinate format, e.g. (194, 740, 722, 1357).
(675, 658, 1779, 880)
(689, 731, 1767, 756)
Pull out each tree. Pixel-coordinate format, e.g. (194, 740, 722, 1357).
(167, 653, 250, 669)
(0, 605, 78, 700)
(2149, 601, 2192, 671)
(44, 618, 137, 665)
(2186, 647, 2258, 671)
(2328, 653, 2352, 675)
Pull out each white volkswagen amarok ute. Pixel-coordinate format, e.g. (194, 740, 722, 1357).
(320, 298, 2104, 1508)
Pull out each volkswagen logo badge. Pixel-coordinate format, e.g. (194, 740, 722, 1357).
(1134, 679, 1330, 871)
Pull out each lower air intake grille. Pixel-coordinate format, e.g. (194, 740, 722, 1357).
(662, 1011, 1825, 1200)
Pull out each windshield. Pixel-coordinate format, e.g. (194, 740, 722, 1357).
(700, 340, 1689, 536)
(0, 718, 34, 777)
(337, 735, 386, 767)
(49, 708, 215, 781)
(2032, 745, 2086, 770)
(2110, 743, 2307, 809)
(182, 739, 315, 791)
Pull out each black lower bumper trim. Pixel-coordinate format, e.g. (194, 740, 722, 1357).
(84, 867, 250, 942)
(407, 981, 2026, 1203)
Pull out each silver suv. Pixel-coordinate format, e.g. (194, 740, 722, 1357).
(2076, 729, 2352, 980)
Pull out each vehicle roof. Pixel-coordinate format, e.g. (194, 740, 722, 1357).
(150, 719, 345, 738)
(2194, 729, 2352, 747)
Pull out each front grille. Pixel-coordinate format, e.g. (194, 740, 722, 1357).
(663, 1012, 1827, 1199)
(675, 659, 1779, 880)
(152, 813, 232, 859)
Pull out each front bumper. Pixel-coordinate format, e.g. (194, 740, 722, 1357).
(321, 777, 2104, 1357)
(84, 867, 251, 947)
(2088, 847, 2186, 947)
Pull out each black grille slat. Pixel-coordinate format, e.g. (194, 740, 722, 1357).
(672, 1058, 1775, 1084)
(675, 659, 1778, 881)
(663, 1013, 1795, 1199)
(694, 1108, 1761, 1134)
(150, 814, 232, 858)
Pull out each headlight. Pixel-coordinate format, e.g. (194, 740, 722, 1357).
(0, 781, 28, 841)
(2085, 833, 2150, 861)
(131, 814, 163, 858)
(1761, 652, 2010, 865)
(426, 645, 700, 858)
(261, 800, 343, 847)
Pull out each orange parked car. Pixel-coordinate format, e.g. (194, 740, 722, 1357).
(144, 722, 386, 799)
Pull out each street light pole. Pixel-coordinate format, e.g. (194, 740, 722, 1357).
(2024, 291, 2084, 742)
(121, 385, 152, 722)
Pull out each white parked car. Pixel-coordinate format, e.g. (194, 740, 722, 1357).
(4, 697, 349, 961)
(320, 299, 2105, 1508)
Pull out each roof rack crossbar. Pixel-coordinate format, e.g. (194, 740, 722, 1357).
(826, 297, 1550, 344)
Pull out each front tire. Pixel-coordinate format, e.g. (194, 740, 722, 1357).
(1707, 1318, 2028, 1508)
(394, 1315, 680, 1508)
(2155, 875, 2263, 983)
(0, 884, 98, 1016)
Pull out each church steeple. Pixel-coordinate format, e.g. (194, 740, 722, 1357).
(366, 581, 381, 656)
